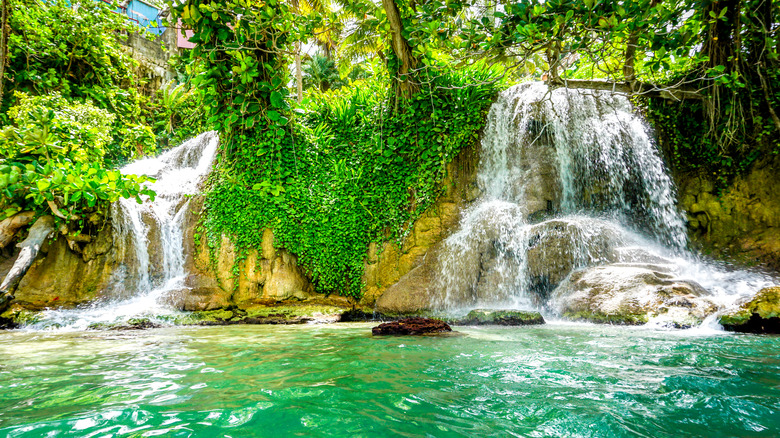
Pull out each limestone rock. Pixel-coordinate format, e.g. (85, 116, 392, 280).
(372, 317, 452, 335)
(553, 264, 717, 327)
(375, 263, 435, 314)
(719, 286, 780, 333)
(678, 156, 780, 271)
(524, 218, 626, 297)
(459, 309, 545, 325)
(164, 286, 230, 311)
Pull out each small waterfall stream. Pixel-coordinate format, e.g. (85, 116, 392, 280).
(435, 83, 774, 317)
(28, 132, 219, 330)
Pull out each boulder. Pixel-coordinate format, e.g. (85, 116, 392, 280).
(524, 218, 627, 298)
(372, 317, 452, 335)
(719, 286, 780, 333)
(459, 309, 545, 325)
(553, 264, 718, 327)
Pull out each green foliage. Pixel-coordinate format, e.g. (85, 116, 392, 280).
(302, 55, 343, 92)
(5, 0, 157, 165)
(0, 93, 155, 223)
(203, 67, 500, 300)
(147, 81, 206, 148)
(171, 0, 299, 153)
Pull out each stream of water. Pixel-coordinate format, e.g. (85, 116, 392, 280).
(435, 83, 775, 315)
(25, 132, 220, 331)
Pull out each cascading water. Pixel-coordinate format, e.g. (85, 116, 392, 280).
(27, 132, 220, 330)
(435, 83, 774, 318)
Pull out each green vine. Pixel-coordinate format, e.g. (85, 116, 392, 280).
(203, 69, 499, 300)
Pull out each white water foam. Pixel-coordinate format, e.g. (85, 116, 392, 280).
(26, 132, 219, 331)
(435, 83, 775, 319)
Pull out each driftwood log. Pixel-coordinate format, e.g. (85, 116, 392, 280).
(0, 211, 36, 249)
(0, 216, 55, 313)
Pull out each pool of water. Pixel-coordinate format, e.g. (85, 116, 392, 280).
(1, 323, 778, 437)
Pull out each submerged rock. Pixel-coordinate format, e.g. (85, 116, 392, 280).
(719, 286, 780, 333)
(87, 318, 161, 331)
(553, 264, 717, 327)
(459, 309, 545, 326)
(372, 317, 452, 335)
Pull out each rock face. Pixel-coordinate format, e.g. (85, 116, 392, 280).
(366, 145, 481, 308)
(677, 156, 780, 271)
(553, 264, 718, 327)
(719, 286, 780, 333)
(372, 317, 452, 335)
(3, 226, 121, 310)
(171, 197, 316, 311)
(459, 309, 545, 325)
(374, 263, 437, 314)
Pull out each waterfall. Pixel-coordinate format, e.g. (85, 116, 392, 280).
(27, 132, 220, 330)
(435, 83, 773, 314)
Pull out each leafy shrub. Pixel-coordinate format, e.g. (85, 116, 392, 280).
(5, 0, 158, 165)
(0, 93, 155, 223)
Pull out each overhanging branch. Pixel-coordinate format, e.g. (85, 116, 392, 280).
(549, 78, 703, 101)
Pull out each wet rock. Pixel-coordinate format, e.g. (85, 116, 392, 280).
(720, 287, 780, 333)
(459, 309, 545, 326)
(677, 156, 780, 271)
(524, 218, 626, 298)
(375, 263, 436, 314)
(553, 264, 717, 326)
(88, 318, 161, 330)
(372, 317, 452, 335)
(339, 309, 385, 322)
(164, 286, 230, 311)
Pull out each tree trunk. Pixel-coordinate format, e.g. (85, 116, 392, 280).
(0, 211, 35, 249)
(703, 0, 738, 71)
(0, 0, 9, 105)
(0, 216, 55, 313)
(623, 33, 638, 86)
(295, 41, 303, 103)
(381, 0, 418, 98)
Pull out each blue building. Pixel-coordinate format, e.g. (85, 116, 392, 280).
(98, 0, 167, 36)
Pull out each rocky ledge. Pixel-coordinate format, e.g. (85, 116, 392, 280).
(458, 309, 545, 326)
(719, 287, 780, 334)
(372, 317, 452, 335)
(552, 264, 717, 328)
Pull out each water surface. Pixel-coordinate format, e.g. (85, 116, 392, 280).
(1, 324, 778, 437)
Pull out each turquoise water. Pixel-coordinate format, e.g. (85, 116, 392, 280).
(1, 323, 778, 437)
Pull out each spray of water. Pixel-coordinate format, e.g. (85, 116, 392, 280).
(26, 132, 220, 330)
(435, 83, 774, 317)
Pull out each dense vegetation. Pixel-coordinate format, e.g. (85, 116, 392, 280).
(202, 69, 500, 299)
(1, 0, 777, 299)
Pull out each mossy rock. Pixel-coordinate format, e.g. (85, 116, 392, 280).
(0, 307, 42, 328)
(563, 311, 649, 325)
(459, 309, 545, 326)
(720, 287, 780, 333)
(87, 318, 161, 331)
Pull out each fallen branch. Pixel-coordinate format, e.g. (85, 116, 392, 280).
(0, 211, 36, 249)
(549, 78, 703, 101)
(0, 216, 55, 314)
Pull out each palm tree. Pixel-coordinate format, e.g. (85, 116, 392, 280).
(302, 54, 342, 92)
(289, 0, 341, 102)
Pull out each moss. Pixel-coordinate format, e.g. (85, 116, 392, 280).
(719, 287, 780, 330)
(563, 311, 649, 325)
(718, 309, 752, 327)
(244, 304, 344, 319)
(0, 308, 42, 326)
(459, 309, 545, 326)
